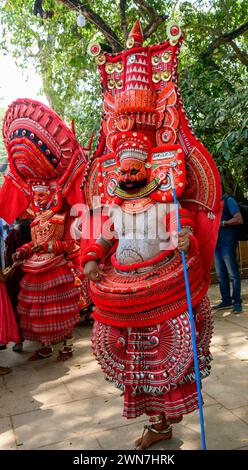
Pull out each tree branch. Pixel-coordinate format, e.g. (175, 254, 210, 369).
(200, 22, 248, 62)
(119, 0, 128, 41)
(135, 0, 168, 39)
(135, 0, 158, 20)
(229, 40, 248, 67)
(56, 0, 124, 51)
(143, 14, 168, 40)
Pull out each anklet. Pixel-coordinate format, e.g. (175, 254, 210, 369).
(149, 414, 165, 425)
(144, 424, 173, 435)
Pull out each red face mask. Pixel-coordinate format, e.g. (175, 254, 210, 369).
(118, 159, 147, 190)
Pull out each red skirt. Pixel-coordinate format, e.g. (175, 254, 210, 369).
(92, 295, 213, 419)
(0, 281, 20, 345)
(17, 260, 80, 344)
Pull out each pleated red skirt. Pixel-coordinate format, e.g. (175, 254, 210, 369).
(92, 295, 213, 419)
(17, 261, 80, 344)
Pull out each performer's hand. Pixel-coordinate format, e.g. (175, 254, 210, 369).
(32, 245, 44, 253)
(178, 229, 190, 253)
(84, 260, 103, 282)
(3, 262, 22, 277)
(12, 261, 23, 270)
(12, 251, 25, 262)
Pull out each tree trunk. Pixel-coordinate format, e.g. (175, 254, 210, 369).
(38, 40, 65, 118)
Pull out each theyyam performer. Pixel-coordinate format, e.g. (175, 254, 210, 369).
(0, 99, 90, 361)
(82, 20, 222, 449)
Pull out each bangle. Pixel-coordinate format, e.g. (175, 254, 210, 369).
(221, 221, 225, 228)
(82, 243, 108, 260)
(81, 253, 98, 267)
(47, 242, 53, 253)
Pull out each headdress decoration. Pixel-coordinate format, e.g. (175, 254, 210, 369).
(0, 98, 88, 223)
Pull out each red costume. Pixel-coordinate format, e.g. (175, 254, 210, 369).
(0, 99, 89, 359)
(0, 278, 20, 346)
(82, 20, 222, 442)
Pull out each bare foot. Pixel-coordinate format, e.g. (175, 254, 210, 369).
(0, 366, 12, 376)
(169, 416, 183, 424)
(135, 424, 172, 450)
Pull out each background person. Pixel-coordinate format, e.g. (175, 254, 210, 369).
(213, 194, 243, 314)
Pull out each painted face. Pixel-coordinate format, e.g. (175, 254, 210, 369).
(33, 190, 52, 209)
(118, 159, 147, 191)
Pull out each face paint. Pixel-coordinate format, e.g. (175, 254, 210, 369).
(33, 190, 52, 210)
(118, 159, 147, 191)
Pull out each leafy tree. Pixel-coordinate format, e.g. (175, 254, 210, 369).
(178, 0, 248, 199)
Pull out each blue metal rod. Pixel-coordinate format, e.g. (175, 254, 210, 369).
(170, 171, 207, 450)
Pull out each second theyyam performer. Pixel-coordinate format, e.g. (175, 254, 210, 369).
(82, 21, 222, 449)
(0, 99, 90, 360)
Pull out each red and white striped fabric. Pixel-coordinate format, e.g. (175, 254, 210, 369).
(17, 262, 80, 344)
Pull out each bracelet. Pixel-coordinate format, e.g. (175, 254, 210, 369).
(82, 243, 108, 260)
(221, 221, 225, 228)
(47, 242, 53, 253)
(81, 253, 98, 267)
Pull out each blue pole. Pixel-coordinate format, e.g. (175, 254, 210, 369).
(170, 169, 207, 450)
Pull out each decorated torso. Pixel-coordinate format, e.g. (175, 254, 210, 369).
(109, 198, 168, 264)
(24, 210, 66, 269)
(17, 179, 78, 272)
(31, 211, 65, 247)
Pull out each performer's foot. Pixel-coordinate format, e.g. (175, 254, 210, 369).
(135, 423, 172, 450)
(12, 342, 23, 353)
(56, 347, 73, 362)
(168, 415, 183, 424)
(0, 366, 12, 375)
(28, 347, 53, 361)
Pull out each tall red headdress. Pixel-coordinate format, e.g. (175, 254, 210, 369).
(86, 21, 221, 212)
(0, 98, 88, 223)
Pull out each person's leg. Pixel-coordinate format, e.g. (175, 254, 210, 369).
(222, 245, 242, 311)
(56, 334, 74, 361)
(13, 314, 24, 352)
(135, 414, 172, 450)
(214, 248, 232, 306)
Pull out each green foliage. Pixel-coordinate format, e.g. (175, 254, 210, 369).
(178, 0, 248, 198)
(0, 0, 247, 196)
(0, 0, 175, 144)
